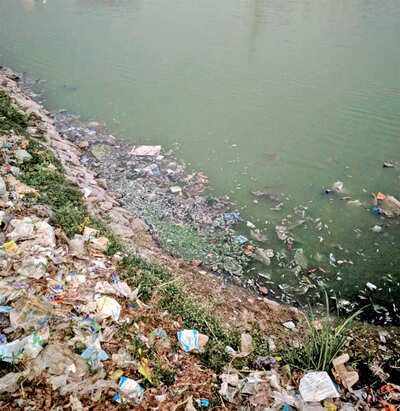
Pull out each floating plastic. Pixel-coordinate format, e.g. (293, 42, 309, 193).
(233, 235, 248, 244)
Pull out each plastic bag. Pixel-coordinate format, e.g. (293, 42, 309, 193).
(81, 339, 109, 371)
(113, 376, 144, 404)
(299, 371, 339, 402)
(0, 327, 49, 363)
(10, 295, 53, 330)
(96, 296, 121, 321)
(30, 343, 89, 383)
(177, 329, 209, 352)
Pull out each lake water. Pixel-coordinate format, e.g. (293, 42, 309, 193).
(1, 0, 400, 322)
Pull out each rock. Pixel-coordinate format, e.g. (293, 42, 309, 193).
(29, 204, 52, 218)
(100, 201, 114, 212)
(78, 140, 89, 149)
(109, 223, 134, 238)
(258, 286, 268, 295)
(131, 217, 148, 233)
(14, 149, 32, 163)
(6, 174, 38, 196)
(96, 178, 108, 190)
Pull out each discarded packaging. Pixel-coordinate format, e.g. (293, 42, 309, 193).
(96, 296, 121, 321)
(332, 353, 359, 389)
(240, 333, 253, 354)
(81, 341, 109, 371)
(10, 296, 53, 330)
(0, 327, 49, 363)
(177, 329, 209, 352)
(129, 145, 161, 156)
(299, 371, 339, 402)
(113, 376, 144, 404)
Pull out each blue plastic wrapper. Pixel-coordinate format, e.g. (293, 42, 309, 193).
(177, 329, 203, 352)
(113, 376, 144, 404)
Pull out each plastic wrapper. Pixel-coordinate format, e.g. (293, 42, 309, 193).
(113, 376, 144, 404)
(96, 296, 121, 321)
(299, 371, 339, 402)
(30, 343, 89, 383)
(81, 340, 109, 371)
(0, 371, 27, 393)
(10, 295, 53, 330)
(177, 329, 208, 352)
(0, 327, 49, 363)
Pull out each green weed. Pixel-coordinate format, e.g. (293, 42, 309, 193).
(0, 89, 28, 134)
(281, 295, 363, 371)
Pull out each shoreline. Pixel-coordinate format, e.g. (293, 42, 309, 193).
(5, 66, 400, 328)
(1, 65, 399, 408)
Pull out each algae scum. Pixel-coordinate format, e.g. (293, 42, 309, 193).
(1, 0, 400, 323)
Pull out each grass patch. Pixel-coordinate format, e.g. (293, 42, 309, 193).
(119, 255, 173, 302)
(118, 254, 239, 372)
(16, 139, 123, 254)
(0, 89, 28, 134)
(281, 295, 362, 371)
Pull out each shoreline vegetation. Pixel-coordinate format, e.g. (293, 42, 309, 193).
(0, 66, 399, 409)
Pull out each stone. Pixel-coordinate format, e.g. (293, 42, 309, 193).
(6, 174, 38, 196)
(100, 201, 114, 212)
(78, 140, 89, 149)
(109, 223, 134, 238)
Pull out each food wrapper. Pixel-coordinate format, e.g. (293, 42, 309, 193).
(113, 376, 144, 404)
(97, 296, 121, 321)
(177, 329, 208, 353)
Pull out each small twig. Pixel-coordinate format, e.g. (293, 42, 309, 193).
(154, 276, 182, 289)
(203, 319, 217, 340)
(172, 395, 191, 411)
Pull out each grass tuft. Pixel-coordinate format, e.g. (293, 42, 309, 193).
(0, 89, 28, 134)
(281, 293, 363, 371)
